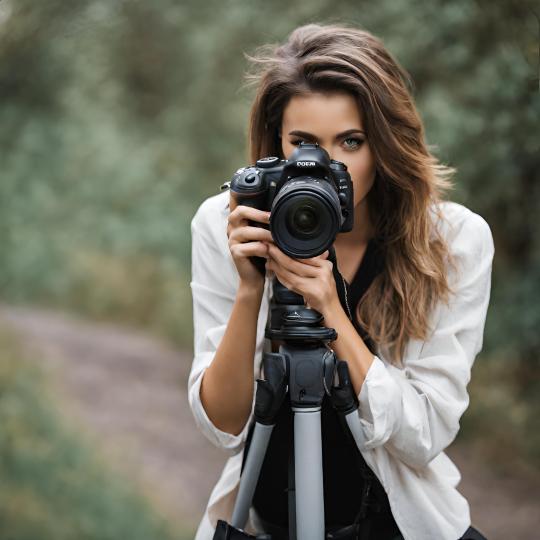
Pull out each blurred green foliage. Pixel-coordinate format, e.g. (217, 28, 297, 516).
(0, 0, 538, 466)
(0, 326, 189, 539)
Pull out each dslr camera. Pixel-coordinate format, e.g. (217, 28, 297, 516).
(229, 142, 354, 263)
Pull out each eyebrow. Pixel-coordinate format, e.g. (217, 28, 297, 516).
(288, 129, 366, 138)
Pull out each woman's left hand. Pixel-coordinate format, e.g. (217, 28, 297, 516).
(265, 242, 339, 315)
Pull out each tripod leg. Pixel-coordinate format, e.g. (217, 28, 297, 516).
(231, 422, 274, 529)
(231, 351, 288, 532)
(293, 407, 325, 540)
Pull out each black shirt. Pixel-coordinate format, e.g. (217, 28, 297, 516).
(334, 236, 385, 347)
(246, 238, 400, 536)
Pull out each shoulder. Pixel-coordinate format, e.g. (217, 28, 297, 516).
(191, 189, 229, 230)
(191, 190, 230, 249)
(431, 200, 494, 258)
(431, 200, 495, 287)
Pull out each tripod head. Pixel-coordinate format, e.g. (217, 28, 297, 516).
(265, 278, 337, 344)
(262, 277, 338, 410)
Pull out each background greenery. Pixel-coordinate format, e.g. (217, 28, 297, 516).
(0, 326, 187, 539)
(0, 0, 538, 535)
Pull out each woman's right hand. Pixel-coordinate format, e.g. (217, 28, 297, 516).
(227, 193, 273, 291)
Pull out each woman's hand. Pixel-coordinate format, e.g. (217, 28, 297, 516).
(266, 243, 339, 315)
(227, 193, 272, 290)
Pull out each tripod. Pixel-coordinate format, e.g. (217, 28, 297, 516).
(213, 276, 374, 540)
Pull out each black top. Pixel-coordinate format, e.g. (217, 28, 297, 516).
(246, 238, 400, 536)
(335, 237, 385, 347)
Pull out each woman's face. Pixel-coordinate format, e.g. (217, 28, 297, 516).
(280, 92, 376, 210)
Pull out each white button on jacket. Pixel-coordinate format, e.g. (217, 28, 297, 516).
(188, 189, 495, 540)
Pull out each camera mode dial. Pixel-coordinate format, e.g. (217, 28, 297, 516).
(256, 156, 280, 168)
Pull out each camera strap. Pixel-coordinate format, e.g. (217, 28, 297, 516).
(328, 245, 354, 323)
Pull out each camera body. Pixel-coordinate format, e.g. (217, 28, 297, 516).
(229, 143, 354, 260)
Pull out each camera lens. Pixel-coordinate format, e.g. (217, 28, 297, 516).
(291, 203, 318, 235)
(270, 177, 342, 258)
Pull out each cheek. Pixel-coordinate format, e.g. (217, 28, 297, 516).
(347, 157, 376, 203)
(353, 171, 376, 206)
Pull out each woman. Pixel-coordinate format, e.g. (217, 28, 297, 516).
(188, 23, 494, 540)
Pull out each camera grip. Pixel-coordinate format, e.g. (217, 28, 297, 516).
(229, 190, 269, 277)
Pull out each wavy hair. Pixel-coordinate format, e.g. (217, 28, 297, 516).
(243, 23, 457, 365)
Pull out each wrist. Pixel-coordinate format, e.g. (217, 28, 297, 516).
(320, 293, 344, 322)
(238, 280, 265, 302)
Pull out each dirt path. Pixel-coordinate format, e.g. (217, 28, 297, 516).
(1, 303, 539, 539)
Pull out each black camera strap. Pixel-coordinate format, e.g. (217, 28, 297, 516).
(328, 246, 353, 323)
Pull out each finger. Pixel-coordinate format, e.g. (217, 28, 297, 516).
(266, 259, 306, 293)
(230, 241, 269, 259)
(267, 244, 321, 277)
(267, 245, 319, 278)
(229, 225, 273, 245)
(229, 192, 238, 212)
(228, 205, 271, 228)
(298, 250, 331, 267)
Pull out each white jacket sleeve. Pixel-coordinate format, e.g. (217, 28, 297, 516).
(187, 198, 257, 456)
(355, 211, 495, 469)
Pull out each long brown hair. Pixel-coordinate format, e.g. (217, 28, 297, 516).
(243, 23, 457, 365)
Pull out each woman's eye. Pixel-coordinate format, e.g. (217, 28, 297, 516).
(343, 137, 364, 150)
(290, 137, 364, 150)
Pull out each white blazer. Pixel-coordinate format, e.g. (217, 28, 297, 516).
(188, 189, 494, 540)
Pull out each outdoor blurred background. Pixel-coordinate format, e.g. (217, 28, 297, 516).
(0, 0, 538, 539)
